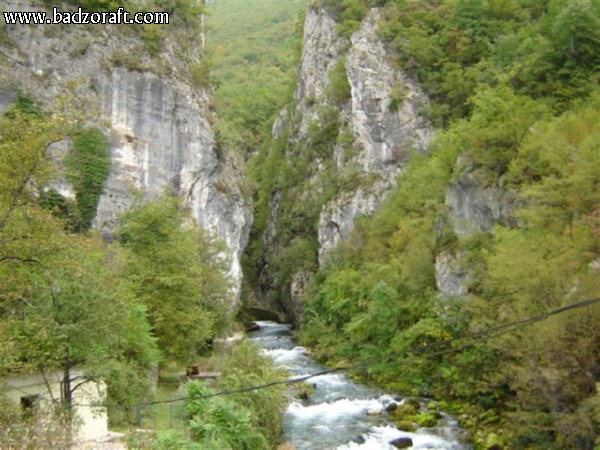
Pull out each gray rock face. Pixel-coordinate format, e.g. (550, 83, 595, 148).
(445, 160, 516, 237)
(294, 8, 342, 112)
(96, 69, 251, 290)
(287, 271, 313, 323)
(435, 160, 517, 297)
(345, 13, 432, 173)
(435, 251, 469, 297)
(0, 4, 251, 295)
(318, 10, 432, 264)
(257, 7, 434, 320)
(318, 181, 387, 262)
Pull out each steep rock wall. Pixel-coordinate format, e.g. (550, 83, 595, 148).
(0, 2, 251, 294)
(257, 5, 517, 317)
(247, 4, 523, 319)
(258, 7, 432, 320)
(319, 11, 431, 263)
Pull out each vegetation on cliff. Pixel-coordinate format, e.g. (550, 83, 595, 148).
(0, 97, 154, 433)
(0, 2, 286, 446)
(0, 93, 282, 447)
(297, 0, 600, 448)
(205, 0, 303, 157)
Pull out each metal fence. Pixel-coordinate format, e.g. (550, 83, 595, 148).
(134, 394, 186, 431)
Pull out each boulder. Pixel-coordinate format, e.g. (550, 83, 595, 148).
(295, 390, 310, 400)
(426, 401, 439, 411)
(393, 403, 419, 420)
(385, 402, 398, 412)
(390, 437, 413, 448)
(485, 433, 504, 450)
(352, 435, 366, 444)
(394, 421, 416, 432)
(403, 398, 421, 409)
(244, 322, 261, 332)
(415, 411, 439, 428)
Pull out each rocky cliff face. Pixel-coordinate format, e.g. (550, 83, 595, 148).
(255, 5, 520, 318)
(256, 6, 433, 320)
(435, 160, 518, 297)
(95, 69, 251, 289)
(0, 2, 251, 294)
(318, 11, 432, 264)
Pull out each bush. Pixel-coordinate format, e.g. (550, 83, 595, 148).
(190, 59, 212, 88)
(65, 127, 111, 231)
(174, 340, 287, 449)
(389, 83, 407, 112)
(328, 57, 351, 104)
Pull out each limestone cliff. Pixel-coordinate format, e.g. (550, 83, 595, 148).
(251, 5, 518, 319)
(0, 1, 251, 294)
(251, 6, 432, 320)
(435, 159, 518, 297)
(319, 10, 432, 264)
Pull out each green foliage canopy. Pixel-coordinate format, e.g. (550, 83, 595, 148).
(118, 192, 233, 365)
(0, 97, 159, 432)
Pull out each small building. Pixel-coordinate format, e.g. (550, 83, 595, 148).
(3, 369, 108, 443)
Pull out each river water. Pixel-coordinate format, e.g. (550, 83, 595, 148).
(249, 321, 470, 450)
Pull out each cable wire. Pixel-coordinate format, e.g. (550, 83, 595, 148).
(54, 297, 599, 407)
(136, 296, 600, 407)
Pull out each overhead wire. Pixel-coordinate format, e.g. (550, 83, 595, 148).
(134, 296, 600, 407)
(55, 296, 599, 407)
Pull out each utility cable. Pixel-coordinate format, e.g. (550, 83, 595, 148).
(136, 296, 600, 407)
(59, 297, 599, 407)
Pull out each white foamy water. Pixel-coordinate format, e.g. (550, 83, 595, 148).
(339, 425, 467, 449)
(261, 347, 305, 361)
(249, 321, 471, 450)
(287, 397, 382, 421)
(290, 372, 348, 389)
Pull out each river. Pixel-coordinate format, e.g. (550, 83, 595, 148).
(249, 321, 470, 450)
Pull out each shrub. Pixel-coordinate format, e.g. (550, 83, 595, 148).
(65, 127, 111, 231)
(175, 340, 287, 449)
(328, 57, 351, 104)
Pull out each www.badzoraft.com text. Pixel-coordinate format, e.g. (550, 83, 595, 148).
(3, 7, 169, 25)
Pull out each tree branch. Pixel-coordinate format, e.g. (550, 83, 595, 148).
(70, 378, 93, 396)
(0, 256, 40, 264)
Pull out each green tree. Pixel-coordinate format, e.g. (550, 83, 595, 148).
(549, 0, 600, 69)
(0, 96, 158, 433)
(118, 193, 232, 365)
(1, 234, 160, 428)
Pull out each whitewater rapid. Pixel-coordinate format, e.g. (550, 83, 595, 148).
(249, 321, 470, 450)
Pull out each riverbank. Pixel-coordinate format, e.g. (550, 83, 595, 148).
(250, 321, 470, 449)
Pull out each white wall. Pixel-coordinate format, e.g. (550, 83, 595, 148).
(3, 370, 108, 442)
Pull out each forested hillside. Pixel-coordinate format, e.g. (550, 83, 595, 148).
(206, 0, 303, 156)
(229, 0, 600, 447)
(291, 0, 600, 448)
